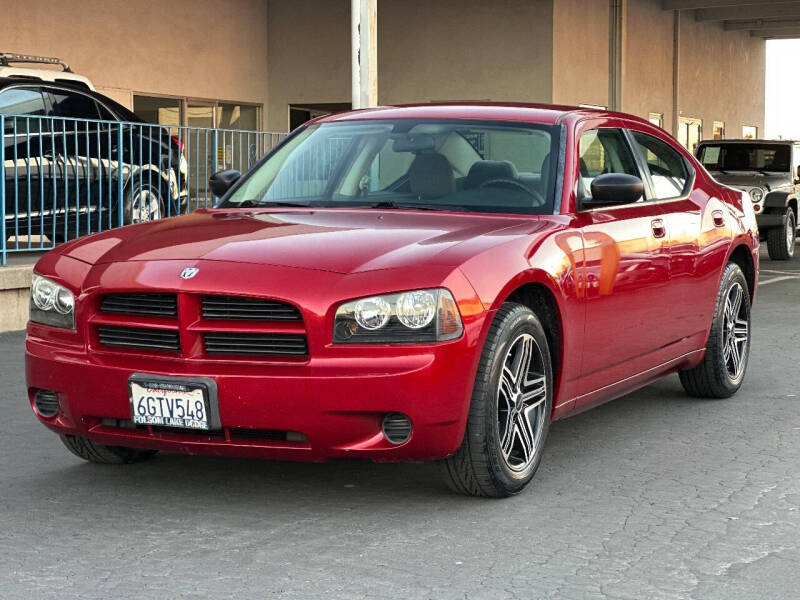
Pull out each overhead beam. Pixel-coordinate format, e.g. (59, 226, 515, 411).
(752, 27, 800, 36)
(696, 2, 800, 20)
(725, 18, 800, 29)
(664, 0, 799, 9)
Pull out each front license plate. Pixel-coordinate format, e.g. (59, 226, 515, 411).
(129, 378, 210, 430)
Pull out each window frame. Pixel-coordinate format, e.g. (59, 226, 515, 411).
(576, 126, 649, 209)
(625, 128, 695, 203)
(47, 87, 102, 120)
(0, 85, 50, 134)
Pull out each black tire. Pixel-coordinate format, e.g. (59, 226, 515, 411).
(766, 209, 796, 260)
(60, 435, 158, 464)
(679, 262, 751, 399)
(441, 303, 553, 498)
(123, 176, 165, 225)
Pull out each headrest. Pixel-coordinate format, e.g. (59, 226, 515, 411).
(579, 158, 589, 177)
(465, 160, 519, 188)
(409, 153, 455, 199)
(539, 153, 551, 193)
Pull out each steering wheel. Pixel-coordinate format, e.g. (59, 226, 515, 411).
(477, 178, 546, 206)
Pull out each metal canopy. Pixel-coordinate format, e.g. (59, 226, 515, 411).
(662, 0, 800, 38)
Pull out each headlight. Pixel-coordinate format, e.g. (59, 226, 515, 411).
(30, 274, 75, 329)
(334, 288, 463, 343)
(749, 187, 764, 203)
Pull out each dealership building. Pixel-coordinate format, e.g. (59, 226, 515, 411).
(0, 0, 794, 330)
(2, 0, 780, 146)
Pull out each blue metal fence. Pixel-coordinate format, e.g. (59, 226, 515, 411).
(1, 113, 286, 265)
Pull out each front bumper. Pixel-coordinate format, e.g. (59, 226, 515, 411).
(26, 327, 480, 463)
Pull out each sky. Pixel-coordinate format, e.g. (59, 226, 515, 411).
(765, 39, 800, 140)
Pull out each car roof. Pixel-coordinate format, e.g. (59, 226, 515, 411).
(0, 67, 95, 91)
(697, 138, 798, 145)
(308, 102, 655, 127)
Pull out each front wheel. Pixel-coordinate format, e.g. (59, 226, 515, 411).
(441, 303, 553, 497)
(766, 209, 796, 260)
(60, 435, 158, 464)
(679, 262, 751, 398)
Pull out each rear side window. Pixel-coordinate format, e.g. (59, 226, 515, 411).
(632, 132, 688, 199)
(50, 90, 100, 120)
(96, 102, 116, 121)
(0, 88, 48, 134)
(578, 129, 639, 194)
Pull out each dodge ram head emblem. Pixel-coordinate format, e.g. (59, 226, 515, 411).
(180, 267, 199, 280)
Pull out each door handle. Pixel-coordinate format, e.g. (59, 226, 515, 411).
(712, 209, 725, 228)
(651, 218, 666, 239)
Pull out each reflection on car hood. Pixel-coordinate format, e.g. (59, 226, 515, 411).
(708, 170, 789, 191)
(62, 208, 542, 273)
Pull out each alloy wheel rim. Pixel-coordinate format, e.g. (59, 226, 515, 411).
(131, 188, 161, 223)
(722, 282, 748, 380)
(787, 214, 795, 255)
(496, 333, 548, 472)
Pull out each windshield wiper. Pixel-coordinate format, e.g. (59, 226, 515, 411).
(237, 199, 315, 208)
(368, 200, 471, 212)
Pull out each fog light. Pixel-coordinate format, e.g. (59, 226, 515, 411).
(33, 389, 60, 418)
(382, 413, 412, 445)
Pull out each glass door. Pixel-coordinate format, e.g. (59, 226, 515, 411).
(186, 102, 216, 208)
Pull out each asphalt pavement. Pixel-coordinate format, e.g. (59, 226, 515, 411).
(2, 245, 800, 599)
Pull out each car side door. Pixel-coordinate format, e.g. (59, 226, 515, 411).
(1, 86, 53, 242)
(574, 121, 673, 402)
(629, 127, 731, 354)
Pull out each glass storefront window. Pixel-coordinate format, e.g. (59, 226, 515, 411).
(218, 104, 259, 130)
(133, 95, 181, 128)
(133, 95, 261, 131)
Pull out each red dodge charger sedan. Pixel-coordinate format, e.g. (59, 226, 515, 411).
(26, 104, 758, 496)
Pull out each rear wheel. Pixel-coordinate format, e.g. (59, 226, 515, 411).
(766, 208, 795, 260)
(60, 435, 158, 464)
(124, 178, 165, 225)
(679, 262, 750, 398)
(441, 303, 553, 497)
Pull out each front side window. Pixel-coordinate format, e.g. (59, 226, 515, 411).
(632, 132, 689, 199)
(0, 88, 47, 133)
(222, 120, 560, 215)
(698, 143, 790, 174)
(578, 128, 639, 195)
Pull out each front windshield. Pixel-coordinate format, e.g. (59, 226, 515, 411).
(221, 119, 560, 215)
(698, 143, 790, 172)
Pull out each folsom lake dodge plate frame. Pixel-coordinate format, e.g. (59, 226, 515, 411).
(128, 374, 221, 431)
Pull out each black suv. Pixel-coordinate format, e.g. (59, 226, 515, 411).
(1, 53, 187, 244)
(696, 139, 800, 260)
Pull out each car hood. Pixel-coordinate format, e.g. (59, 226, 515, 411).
(61, 208, 542, 274)
(708, 170, 789, 191)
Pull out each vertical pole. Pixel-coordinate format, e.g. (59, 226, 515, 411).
(351, 0, 378, 110)
(608, 0, 625, 112)
(672, 10, 681, 138)
(117, 124, 124, 228)
(1, 115, 6, 266)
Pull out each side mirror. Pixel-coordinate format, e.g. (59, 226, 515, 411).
(209, 169, 241, 197)
(581, 173, 644, 209)
(795, 165, 800, 184)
